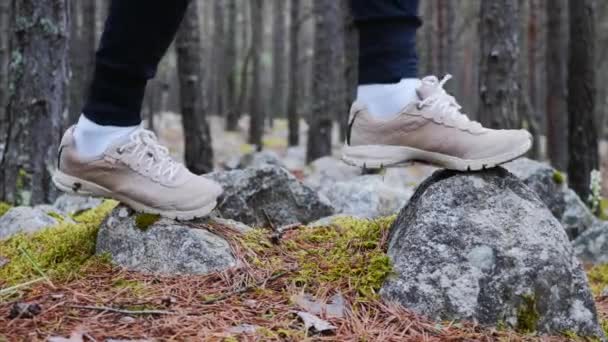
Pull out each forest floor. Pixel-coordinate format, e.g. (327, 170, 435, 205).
(0, 212, 607, 341)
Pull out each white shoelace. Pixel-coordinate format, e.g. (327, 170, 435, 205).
(417, 74, 482, 131)
(117, 129, 179, 181)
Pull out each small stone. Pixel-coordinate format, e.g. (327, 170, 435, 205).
(119, 316, 136, 324)
(0, 206, 63, 240)
(206, 165, 334, 227)
(54, 194, 103, 216)
(296, 311, 336, 333)
(573, 220, 608, 265)
(601, 287, 608, 298)
(0, 256, 8, 268)
(8, 302, 42, 319)
(227, 324, 259, 334)
(319, 175, 413, 218)
(238, 151, 285, 169)
(50, 293, 65, 300)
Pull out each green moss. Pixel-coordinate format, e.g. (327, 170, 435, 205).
(553, 170, 566, 185)
(135, 213, 160, 230)
(293, 216, 395, 299)
(0, 200, 117, 286)
(0, 202, 11, 217)
(516, 294, 539, 333)
(587, 264, 608, 296)
(46, 211, 65, 222)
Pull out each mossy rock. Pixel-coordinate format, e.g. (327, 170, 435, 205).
(0, 200, 117, 286)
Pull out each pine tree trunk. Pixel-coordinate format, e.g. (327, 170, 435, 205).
(0, 0, 69, 205)
(567, 0, 597, 201)
(286, 0, 300, 146)
(478, 0, 521, 129)
(176, 2, 214, 174)
(339, 0, 357, 142)
(546, 0, 568, 171)
(224, 0, 239, 131)
(306, 0, 336, 163)
(0, 0, 10, 133)
(69, 0, 96, 124)
(271, 0, 286, 123)
(213, 0, 225, 117)
(248, 0, 264, 149)
(436, 0, 454, 76)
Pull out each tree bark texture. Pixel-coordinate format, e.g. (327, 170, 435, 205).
(175, 1, 214, 174)
(306, 0, 337, 163)
(68, 0, 96, 124)
(545, 0, 569, 171)
(224, 0, 239, 131)
(0, 0, 11, 131)
(567, 0, 597, 201)
(286, 0, 300, 146)
(478, 0, 521, 130)
(248, 0, 264, 149)
(0, 0, 69, 205)
(271, 0, 286, 122)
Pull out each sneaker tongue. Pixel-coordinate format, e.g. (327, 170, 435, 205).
(416, 76, 440, 100)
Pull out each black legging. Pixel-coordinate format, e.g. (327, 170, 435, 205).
(83, 0, 420, 127)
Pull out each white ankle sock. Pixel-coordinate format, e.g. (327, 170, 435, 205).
(356, 78, 421, 119)
(73, 115, 138, 158)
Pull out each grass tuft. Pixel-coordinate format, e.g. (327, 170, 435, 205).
(0, 200, 117, 286)
(0, 202, 11, 218)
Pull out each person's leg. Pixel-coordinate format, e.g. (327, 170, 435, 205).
(56, 0, 223, 220)
(75, 0, 190, 157)
(350, 0, 421, 119)
(343, 0, 532, 171)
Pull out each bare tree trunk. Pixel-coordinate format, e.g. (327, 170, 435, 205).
(286, 0, 300, 146)
(248, 0, 264, 149)
(271, 0, 286, 124)
(213, 0, 225, 117)
(477, 0, 521, 129)
(436, 0, 454, 76)
(225, 0, 239, 131)
(69, 0, 96, 124)
(0, 0, 69, 205)
(339, 0, 358, 142)
(306, 0, 336, 163)
(567, 0, 597, 201)
(176, 1, 214, 174)
(546, 0, 568, 171)
(0, 0, 10, 134)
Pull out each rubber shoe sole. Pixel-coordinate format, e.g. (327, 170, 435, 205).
(52, 171, 217, 220)
(341, 138, 532, 171)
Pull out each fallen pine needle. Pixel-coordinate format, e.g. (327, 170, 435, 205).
(0, 277, 47, 297)
(66, 304, 175, 316)
(201, 269, 292, 305)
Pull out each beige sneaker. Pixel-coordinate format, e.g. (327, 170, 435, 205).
(342, 75, 532, 171)
(53, 126, 222, 220)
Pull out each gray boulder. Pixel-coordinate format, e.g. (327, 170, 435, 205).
(206, 165, 334, 227)
(54, 194, 103, 216)
(561, 189, 596, 240)
(304, 156, 362, 191)
(504, 158, 566, 218)
(505, 158, 595, 239)
(96, 205, 237, 275)
(320, 175, 414, 218)
(238, 151, 285, 169)
(381, 168, 603, 337)
(573, 220, 608, 265)
(0, 206, 72, 240)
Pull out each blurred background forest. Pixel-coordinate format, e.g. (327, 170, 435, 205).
(0, 0, 606, 206)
